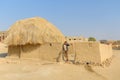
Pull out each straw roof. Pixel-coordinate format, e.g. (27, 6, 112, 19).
(5, 17, 65, 46)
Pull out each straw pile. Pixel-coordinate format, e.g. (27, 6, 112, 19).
(5, 17, 65, 45)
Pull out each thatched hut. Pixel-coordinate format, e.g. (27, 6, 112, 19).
(5, 17, 65, 61)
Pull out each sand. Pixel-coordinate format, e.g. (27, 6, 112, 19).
(0, 42, 120, 80)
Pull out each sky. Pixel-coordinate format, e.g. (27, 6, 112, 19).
(0, 0, 120, 40)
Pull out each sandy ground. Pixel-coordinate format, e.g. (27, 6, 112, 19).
(0, 42, 120, 80)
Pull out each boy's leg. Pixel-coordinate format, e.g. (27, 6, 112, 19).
(65, 51, 68, 61)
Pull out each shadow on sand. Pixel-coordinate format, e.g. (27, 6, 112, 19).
(0, 53, 7, 58)
(84, 64, 108, 80)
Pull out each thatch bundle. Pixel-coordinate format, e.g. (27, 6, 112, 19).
(5, 17, 65, 45)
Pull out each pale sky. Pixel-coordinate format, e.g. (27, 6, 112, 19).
(0, 0, 120, 40)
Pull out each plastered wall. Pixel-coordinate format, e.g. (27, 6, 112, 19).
(68, 42, 112, 63)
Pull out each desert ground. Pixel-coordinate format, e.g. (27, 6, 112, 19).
(0, 42, 120, 80)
